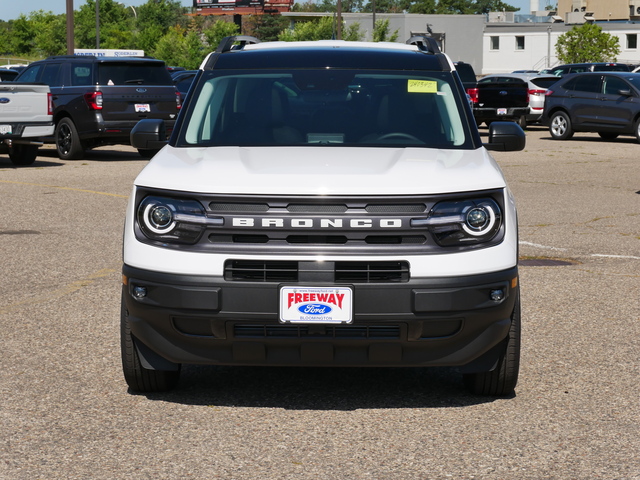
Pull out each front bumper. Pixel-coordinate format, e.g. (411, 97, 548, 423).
(122, 264, 518, 370)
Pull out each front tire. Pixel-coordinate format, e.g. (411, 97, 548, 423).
(8, 144, 38, 166)
(517, 115, 527, 129)
(121, 297, 180, 393)
(463, 292, 521, 396)
(634, 118, 640, 143)
(55, 117, 85, 160)
(549, 111, 573, 140)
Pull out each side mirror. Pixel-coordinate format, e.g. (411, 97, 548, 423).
(618, 89, 632, 96)
(484, 121, 526, 152)
(131, 119, 167, 150)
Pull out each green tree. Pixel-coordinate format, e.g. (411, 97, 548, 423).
(153, 25, 204, 69)
(136, 0, 188, 53)
(202, 19, 239, 48)
(244, 14, 289, 42)
(407, 0, 438, 14)
(309, 0, 365, 12)
(555, 23, 620, 63)
(372, 18, 399, 42)
(74, 0, 135, 49)
(473, 0, 518, 14)
(363, 0, 411, 14)
(278, 16, 362, 41)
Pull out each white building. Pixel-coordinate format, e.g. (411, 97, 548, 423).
(282, 12, 640, 75)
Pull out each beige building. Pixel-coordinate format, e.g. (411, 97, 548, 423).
(556, 0, 640, 22)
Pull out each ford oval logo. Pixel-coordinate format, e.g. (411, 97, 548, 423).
(298, 304, 332, 315)
(499, 90, 508, 96)
(0, 98, 10, 104)
(136, 88, 147, 93)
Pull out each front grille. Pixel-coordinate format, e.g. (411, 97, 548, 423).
(224, 260, 298, 282)
(335, 261, 409, 282)
(224, 260, 410, 283)
(234, 324, 401, 339)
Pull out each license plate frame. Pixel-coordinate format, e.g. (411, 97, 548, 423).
(279, 286, 353, 324)
(135, 103, 151, 113)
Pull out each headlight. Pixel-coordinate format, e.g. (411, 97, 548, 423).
(137, 196, 220, 244)
(411, 198, 502, 246)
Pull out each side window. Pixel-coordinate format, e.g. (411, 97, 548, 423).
(40, 63, 62, 86)
(16, 65, 41, 83)
(603, 76, 631, 95)
(573, 75, 602, 93)
(72, 64, 92, 86)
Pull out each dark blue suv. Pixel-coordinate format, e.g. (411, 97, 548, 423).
(542, 72, 640, 142)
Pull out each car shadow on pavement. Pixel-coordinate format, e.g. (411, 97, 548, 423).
(0, 157, 63, 168)
(137, 365, 508, 409)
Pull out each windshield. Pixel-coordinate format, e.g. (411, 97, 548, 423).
(178, 69, 472, 149)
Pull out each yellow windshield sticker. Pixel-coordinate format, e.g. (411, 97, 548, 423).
(407, 79, 437, 93)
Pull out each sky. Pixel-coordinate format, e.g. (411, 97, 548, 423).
(1, 0, 535, 22)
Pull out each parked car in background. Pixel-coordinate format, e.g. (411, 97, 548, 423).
(473, 76, 530, 127)
(478, 73, 560, 126)
(542, 71, 640, 141)
(0, 69, 20, 81)
(547, 63, 630, 77)
(0, 82, 54, 165)
(171, 69, 198, 98)
(453, 61, 478, 104)
(15, 55, 181, 159)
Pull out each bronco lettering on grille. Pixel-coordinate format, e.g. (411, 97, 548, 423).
(232, 218, 403, 228)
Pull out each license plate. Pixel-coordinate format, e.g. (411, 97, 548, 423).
(497, 108, 507, 115)
(280, 286, 353, 324)
(0, 125, 12, 135)
(135, 103, 151, 113)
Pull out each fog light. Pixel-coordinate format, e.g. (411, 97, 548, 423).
(133, 286, 147, 299)
(490, 289, 504, 302)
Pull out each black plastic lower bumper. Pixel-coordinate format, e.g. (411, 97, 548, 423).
(122, 264, 518, 370)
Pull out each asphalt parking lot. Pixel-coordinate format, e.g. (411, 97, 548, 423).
(1, 127, 638, 479)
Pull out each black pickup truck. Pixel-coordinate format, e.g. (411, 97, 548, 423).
(473, 77, 529, 128)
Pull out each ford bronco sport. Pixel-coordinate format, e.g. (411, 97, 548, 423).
(121, 36, 525, 396)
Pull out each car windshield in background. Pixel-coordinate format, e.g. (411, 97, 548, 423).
(179, 69, 471, 149)
(97, 63, 172, 85)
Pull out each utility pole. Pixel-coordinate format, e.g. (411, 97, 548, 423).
(66, 0, 74, 54)
(336, 0, 342, 40)
(96, 0, 101, 49)
(372, 0, 376, 37)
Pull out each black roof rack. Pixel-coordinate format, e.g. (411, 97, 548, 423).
(215, 36, 261, 54)
(406, 36, 441, 54)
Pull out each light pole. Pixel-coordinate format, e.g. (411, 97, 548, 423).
(119, 3, 138, 18)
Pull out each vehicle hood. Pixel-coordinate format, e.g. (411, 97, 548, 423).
(134, 146, 507, 195)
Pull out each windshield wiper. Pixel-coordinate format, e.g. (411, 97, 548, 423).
(124, 79, 145, 84)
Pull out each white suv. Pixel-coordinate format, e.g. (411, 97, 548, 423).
(121, 36, 525, 396)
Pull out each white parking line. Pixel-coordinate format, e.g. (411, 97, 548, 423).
(519, 241, 640, 260)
